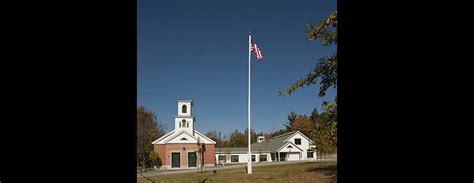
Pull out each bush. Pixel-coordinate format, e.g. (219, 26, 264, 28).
(149, 150, 162, 167)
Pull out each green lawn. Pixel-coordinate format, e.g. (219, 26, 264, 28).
(138, 161, 337, 183)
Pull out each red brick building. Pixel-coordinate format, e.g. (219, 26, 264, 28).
(152, 100, 216, 169)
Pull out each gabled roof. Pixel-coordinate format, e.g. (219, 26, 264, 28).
(271, 131, 298, 139)
(275, 141, 304, 152)
(194, 130, 216, 144)
(163, 130, 199, 144)
(214, 131, 312, 153)
(250, 131, 295, 152)
(151, 129, 216, 144)
(282, 130, 314, 144)
(151, 130, 175, 144)
(251, 133, 291, 152)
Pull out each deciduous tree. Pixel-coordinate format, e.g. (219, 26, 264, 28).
(204, 130, 219, 143)
(137, 106, 166, 168)
(278, 10, 337, 98)
(292, 115, 314, 137)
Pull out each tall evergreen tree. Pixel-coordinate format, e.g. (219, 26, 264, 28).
(284, 111, 298, 131)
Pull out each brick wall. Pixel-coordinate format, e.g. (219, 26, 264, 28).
(154, 144, 167, 165)
(203, 144, 215, 165)
(154, 143, 215, 167)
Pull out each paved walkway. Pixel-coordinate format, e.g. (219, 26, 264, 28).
(137, 158, 336, 179)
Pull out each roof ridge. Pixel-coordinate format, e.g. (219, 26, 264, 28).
(194, 130, 216, 144)
(271, 131, 296, 139)
(151, 130, 176, 144)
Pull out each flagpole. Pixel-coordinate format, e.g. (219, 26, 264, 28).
(247, 31, 252, 174)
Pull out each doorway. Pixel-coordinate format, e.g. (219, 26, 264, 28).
(188, 152, 196, 167)
(172, 152, 180, 168)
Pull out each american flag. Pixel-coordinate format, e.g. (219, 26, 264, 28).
(251, 43, 263, 60)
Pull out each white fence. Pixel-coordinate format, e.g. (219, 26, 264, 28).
(316, 153, 337, 161)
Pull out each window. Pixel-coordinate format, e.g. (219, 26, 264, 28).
(187, 122, 189, 127)
(287, 145, 293, 148)
(252, 155, 255, 162)
(180, 137, 188, 140)
(307, 149, 314, 158)
(295, 138, 301, 145)
(260, 155, 267, 162)
(231, 155, 239, 162)
(182, 119, 186, 127)
(218, 155, 226, 161)
(182, 105, 187, 113)
(179, 123, 181, 127)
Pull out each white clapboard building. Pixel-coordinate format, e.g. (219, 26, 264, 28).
(214, 131, 316, 164)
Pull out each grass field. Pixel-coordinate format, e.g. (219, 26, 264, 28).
(138, 161, 337, 183)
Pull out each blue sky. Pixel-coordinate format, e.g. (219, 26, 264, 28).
(138, 0, 337, 138)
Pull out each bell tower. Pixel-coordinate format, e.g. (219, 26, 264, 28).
(174, 99, 195, 135)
